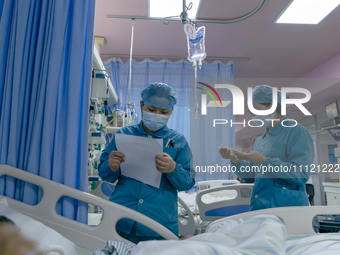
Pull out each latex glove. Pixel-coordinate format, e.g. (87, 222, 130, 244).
(108, 151, 125, 172)
(155, 153, 176, 173)
(219, 147, 238, 164)
(237, 151, 267, 164)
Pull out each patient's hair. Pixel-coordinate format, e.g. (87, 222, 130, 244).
(0, 216, 15, 255)
(0, 216, 14, 225)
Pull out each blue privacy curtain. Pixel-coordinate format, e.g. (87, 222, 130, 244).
(104, 58, 235, 180)
(0, 0, 95, 223)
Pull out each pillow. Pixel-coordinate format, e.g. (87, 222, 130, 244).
(0, 198, 81, 255)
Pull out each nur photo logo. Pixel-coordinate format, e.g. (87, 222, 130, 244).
(198, 82, 311, 116)
(197, 82, 312, 128)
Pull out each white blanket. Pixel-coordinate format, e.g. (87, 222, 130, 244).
(132, 215, 287, 255)
(286, 234, 340, 255)
(132, 214, 340, 255)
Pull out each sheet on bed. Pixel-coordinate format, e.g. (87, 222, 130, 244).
(91, 214, 340, 255)
(132, 215, 287, 255)
(90, 240, 135, 255)
(286, 234, 340, 255)
(133, 214, 340, 255)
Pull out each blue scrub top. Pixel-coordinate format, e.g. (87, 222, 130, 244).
(233, 118, 314, 211)
(98, 121, 196, 237)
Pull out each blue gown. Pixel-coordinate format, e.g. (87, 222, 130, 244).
(233, 118, 315, 211)
(98, 121, 195, 240)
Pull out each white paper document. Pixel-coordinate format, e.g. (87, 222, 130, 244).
(115, 133, 163, 188)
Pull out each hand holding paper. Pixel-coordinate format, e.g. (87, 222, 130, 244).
(108, 151, 125, 172)
(155, 153, 176, 173)
(115, 133, 163, 188)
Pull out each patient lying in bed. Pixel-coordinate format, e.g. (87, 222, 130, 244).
(94, 215, 340, 255)
(0, 216, 45, 255)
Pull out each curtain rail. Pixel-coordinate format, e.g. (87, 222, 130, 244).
(100, 54, 249, 62)
(106, 0, 266, 24)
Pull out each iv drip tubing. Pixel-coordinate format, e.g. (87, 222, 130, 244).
(128, 19, 135, 104)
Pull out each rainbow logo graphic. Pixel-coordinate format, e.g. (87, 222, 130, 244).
(196, 82, 223, 106)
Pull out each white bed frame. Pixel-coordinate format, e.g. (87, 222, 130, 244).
(0, 165, 178, 251)
(90, 179, 241, 237)
(177, 179, 241, 235)
(206, 205, 340, 235)
(197, 184, 253, 221)
(194, 180, 240, 190)
(89, 180, 115, 200)
(89, 179, 241, 237)
(3, 165, 340, 250)
(90, 180, 196, 237)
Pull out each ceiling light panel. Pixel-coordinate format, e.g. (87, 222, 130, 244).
(276, 0, 340, 24)
(149, 0, 202, 20)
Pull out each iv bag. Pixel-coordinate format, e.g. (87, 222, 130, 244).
(187, 26, 206, 67)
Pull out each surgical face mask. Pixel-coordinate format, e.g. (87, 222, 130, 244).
(142, 110, 170, 131)
(252, 113, 275, 128)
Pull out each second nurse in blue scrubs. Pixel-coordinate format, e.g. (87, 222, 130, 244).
(98, 83, 195, 243)
(220, 85, 314, 211)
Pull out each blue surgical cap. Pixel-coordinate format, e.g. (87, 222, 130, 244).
(252, 85, 289, 114)
(141, 83, 177, 110)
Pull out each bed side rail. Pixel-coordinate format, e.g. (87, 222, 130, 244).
(0, 165, 178, 250)
(90, 180, 196, 237)
(89, 180, 112, 200)
(197, 184, 253, 221)
(195, 180, 240, 191)
(177, 196, 196, 236)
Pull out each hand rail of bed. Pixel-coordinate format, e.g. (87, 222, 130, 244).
(195, 180, 240, 191)
(206, 205, 340, 235)
(177, 196, 195, 236)
(89, 180, 112, 200)
(91, 180, 196, 236)
(197, 184, 254, 221)
(0, 165, 178, 251)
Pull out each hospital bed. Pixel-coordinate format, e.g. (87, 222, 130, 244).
(89, 179, 196, 237)
(0, 165, 177, 253)
(196, 183, 253, 221)
(91, 179, 250, 236)
(178, 181, 253, 234)
(2, 165, 340, 254)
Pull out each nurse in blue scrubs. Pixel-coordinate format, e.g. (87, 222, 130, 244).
(98, 83, 195, 243)
(220, 85, 314, 211)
